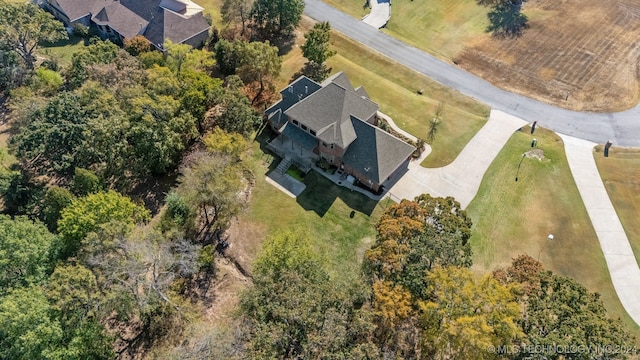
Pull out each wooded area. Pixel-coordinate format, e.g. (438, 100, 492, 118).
(0, 0, 635, 358)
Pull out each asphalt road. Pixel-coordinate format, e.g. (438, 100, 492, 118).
(304, 0, 640, 146)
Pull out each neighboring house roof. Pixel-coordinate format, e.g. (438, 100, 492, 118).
(49, 0, 210, 46)
(284, 73, 378, 148)
(343, 119, 415, 184)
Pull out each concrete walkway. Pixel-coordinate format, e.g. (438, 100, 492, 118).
(265, 171, 306, 198)
(362, 0, 390, 29)
(560, 134, 640, 325)
(387, 110, 527, 208)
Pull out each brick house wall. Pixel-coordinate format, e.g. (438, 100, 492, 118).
(318, 142, 346, 164)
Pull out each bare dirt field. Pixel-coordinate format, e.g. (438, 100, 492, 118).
(456, 0, 640, 111)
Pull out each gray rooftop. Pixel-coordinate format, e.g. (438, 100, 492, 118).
(284, 74, 379, 148)
(343, 119, 415, 184)
(50, 0, 210, 46)
(265, 76, 322, 116)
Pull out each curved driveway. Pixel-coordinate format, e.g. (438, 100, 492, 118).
(304, 0, 640, 147)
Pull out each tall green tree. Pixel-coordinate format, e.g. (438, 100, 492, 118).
(175, 151, 247, 236)
(0, 285, 113, 360)
(250, 0, 304, 37)
(57, 190, 150, 258)
(0, 1, 67, 70)
(300, 22, 335, 81)
(212, 87, 261, 135)
(214, 39, 243, 76)
(301, 22, 335, 65)
(237, 40, 281, 103)
(0, 215, 56, 292)
(0, 286, 64, 360)
(11, 92, 88, 175)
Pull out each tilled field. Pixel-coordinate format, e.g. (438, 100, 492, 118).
(457, 0, 640, 111)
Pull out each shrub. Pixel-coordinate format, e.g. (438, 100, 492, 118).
(72, 23, 90, 38)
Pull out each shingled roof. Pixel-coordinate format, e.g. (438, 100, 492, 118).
(284, 73, 379, 148)
(50, 0, 210, 47)
(343, 119, 415, 184)
(265, 71, 415, 187)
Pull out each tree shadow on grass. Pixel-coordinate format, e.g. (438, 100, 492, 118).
(296, 171, 377, 217)
(486, 3, 529, 38)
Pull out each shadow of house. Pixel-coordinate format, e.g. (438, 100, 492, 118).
(296, 171, 378, 217)
(45, 0, 210, 50)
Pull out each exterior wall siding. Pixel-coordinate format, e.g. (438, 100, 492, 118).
(318, 142, 345, 164)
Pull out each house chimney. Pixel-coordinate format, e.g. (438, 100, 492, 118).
(305, 86, 308, 94)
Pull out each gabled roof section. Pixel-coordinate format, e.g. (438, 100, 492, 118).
(284, 81, 378, 148)
(321, 71, 354, 90)
(343, 119, 415, 184)
(54, 0, 96, 22)
(265, 76, 322, 116)
(91, 3, 149, 39)
(355, 86, 370, 99)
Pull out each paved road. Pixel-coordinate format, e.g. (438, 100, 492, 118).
(561, 134, 640, 325)
(304, 0, 640, 147)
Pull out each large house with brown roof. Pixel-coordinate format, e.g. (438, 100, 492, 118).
(266, 72, 415, 193)
(45, 0, 210, 50)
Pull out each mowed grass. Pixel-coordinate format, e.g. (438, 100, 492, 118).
(467, 127, 640, 335)
(243, 144, 391, 282)
(280, 20, 489, 168)
(322, 0, 489, 60)
(40, 36, 86, 67)
(594, 146, 640, 267)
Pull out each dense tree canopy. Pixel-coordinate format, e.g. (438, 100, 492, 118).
(0, 215, 56, 292)
(239, 231, 379, 359)
(365, 195, 473, 298)
(57, 190, 150, 258)
(494, 255, 633, 358)
(251, 0, 304, 36)
(419, 267, 522, 360)
(0, 285, 113, 360)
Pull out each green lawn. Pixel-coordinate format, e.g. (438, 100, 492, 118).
(40, 36, 86, 67)
(594, 146, 640, 267)
(467, 126, 640, 336)
(243, 140, 392, 282)
(280, 22, 489, 168)
(322, 0, 489, 60)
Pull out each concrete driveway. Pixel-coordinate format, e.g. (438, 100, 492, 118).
(387, 110, 527, 208)
(362, 0, 390, 29)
